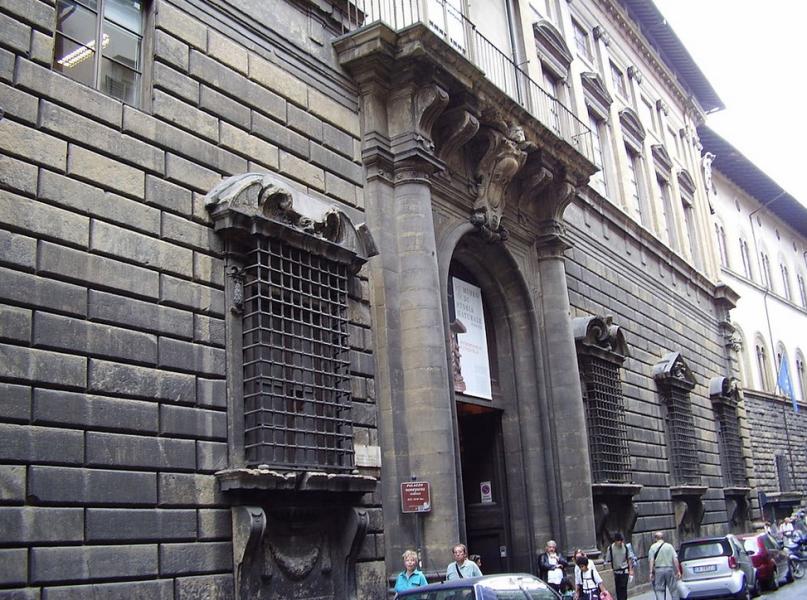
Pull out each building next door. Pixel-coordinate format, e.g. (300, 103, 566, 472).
(457, 401, 511, 574)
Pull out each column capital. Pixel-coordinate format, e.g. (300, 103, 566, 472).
(534, 219, 573, 258)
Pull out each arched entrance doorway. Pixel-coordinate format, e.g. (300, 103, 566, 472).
(444, 233, 545, 574)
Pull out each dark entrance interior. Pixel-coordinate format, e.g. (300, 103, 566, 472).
(457, 402, 511, 574)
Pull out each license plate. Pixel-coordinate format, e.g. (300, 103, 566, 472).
(693, 565, 717, 573)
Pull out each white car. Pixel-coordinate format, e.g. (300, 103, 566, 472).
(677, 535, 758, 600)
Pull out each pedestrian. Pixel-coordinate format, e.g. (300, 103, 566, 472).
(575, 555, 608, 600)
(648, 531, 680, 600)
(446, 543, 483, 581)
(781, 517, 795, 539)
(538, 539, 569, 593)
(394, 549, 428, 592)
(604, 532, 633, 600)
(469, 554, 483, 570)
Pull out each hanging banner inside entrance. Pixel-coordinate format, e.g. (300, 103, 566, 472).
(452, 277, 492, 400)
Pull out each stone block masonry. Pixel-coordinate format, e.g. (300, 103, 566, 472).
(0, 0, 380, 597)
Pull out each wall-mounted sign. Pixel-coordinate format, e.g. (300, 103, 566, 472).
(401, 481, 432, 513)
(452, 277, 492, 400)
(480, 481, 493, 504)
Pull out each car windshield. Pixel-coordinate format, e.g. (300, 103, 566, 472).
(680, 540, 730, 561)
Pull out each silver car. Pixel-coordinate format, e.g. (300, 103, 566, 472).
(677, 535, 758, 600)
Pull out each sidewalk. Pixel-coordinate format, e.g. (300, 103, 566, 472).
(629, 587, 676, 600)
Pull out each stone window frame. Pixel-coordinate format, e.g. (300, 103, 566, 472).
(52, 0, 154, 108)
(653, 352, 702, 488)
(205, 173, 377, 477)
(573, 315, 633, 485)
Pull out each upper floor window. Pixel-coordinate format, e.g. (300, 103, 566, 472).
(588, 112, 608, 196)
(625, 146, 646, 225)
(610, 61, 627, 98)
(755, 339, 771, 392)
(740, 239, 753, 280)
(572, 19, 592, 61)
(678, 172, 699, 268)
(715, 224, 728, 268)
(796, 352, 806, 402)
(780, 263, 792, 301)
(656, 175, 678, 251)
(761, 253, 772, 290)
(798, 273, 807, 308)
(54, 0, 145, 106)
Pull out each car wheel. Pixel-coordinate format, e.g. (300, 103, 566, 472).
(750, 574, 761, 598)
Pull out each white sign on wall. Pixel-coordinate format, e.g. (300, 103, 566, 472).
(452, 277, 492, 400)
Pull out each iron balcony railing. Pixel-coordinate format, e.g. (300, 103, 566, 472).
(337, 0, 592, 159)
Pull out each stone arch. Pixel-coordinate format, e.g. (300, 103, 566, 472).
(436, 222, 549, 573)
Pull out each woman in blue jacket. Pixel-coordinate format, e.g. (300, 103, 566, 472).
(395, 549, 428, 592)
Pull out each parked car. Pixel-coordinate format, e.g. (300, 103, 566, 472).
(738, 532, 793, 590)
(677, 534, 758, 600)
(394, 573, 560, 600)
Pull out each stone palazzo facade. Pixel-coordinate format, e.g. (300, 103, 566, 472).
(1, 1, 796, 599)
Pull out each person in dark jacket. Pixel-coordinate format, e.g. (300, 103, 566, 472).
(538, 540, 569, 592)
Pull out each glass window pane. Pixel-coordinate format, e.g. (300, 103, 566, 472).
(105, 0, 143, 34)
(54, 33, 96, 86)
(102, 19, 141, 70)
(100, 57, 139, 105)
(56, 0, 98, 45)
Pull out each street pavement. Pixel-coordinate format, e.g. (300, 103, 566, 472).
(627, 573, 807, 600)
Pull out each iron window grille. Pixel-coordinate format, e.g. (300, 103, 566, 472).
(654, 353, 701, 486)
(241, 237, 354, 472)
(713, 400, 746, 488)
(574, 316, 632, 485)
(775, 454, 793, 493)
(580, 355, 632, 483)
(663, 385, 700, 485)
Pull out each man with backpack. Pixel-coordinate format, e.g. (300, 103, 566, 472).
(604, 532, 634, 600)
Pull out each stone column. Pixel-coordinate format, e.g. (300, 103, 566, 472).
(348, 49, 459, 570)
(533, 217, 598, 555)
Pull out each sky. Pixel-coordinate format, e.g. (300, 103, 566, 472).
(652, 0, 807, 206)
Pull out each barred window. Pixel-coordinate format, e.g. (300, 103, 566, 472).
(242, 237, 354, 472)
(574, 316, 632, 484)
(663, 385, 700, 485)
(713, 399, 746, 487)
(654, 353, 701, 486)
(580, 356, 631, 483)
(775, 454, 793, 493)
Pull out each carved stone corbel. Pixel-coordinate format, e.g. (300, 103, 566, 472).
(435, 106, 480, 165)
(415, 83, 450, 153)
(470, 124, 528, 241)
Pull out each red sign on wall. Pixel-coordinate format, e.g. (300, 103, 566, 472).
(401, 481, 431, 513)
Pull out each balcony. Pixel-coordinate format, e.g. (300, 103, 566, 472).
(335, 0, 592, 160)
